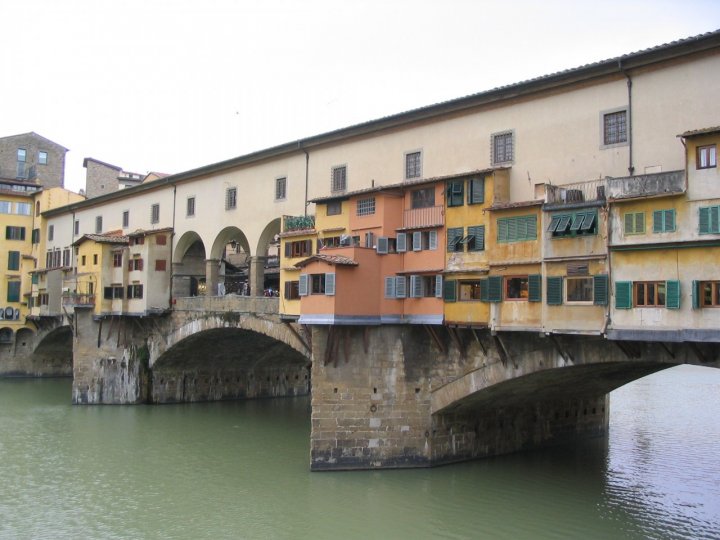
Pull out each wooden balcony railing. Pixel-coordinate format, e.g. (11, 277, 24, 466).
(403, 205, 444, 229)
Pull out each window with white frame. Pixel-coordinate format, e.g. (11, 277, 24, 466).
(492, 131, 514, 164)
(405, 151, 422, 179)
(275, 177, 287, 201)
(697, 145, 717, 169)
(356, 197, 375, 216)
(331, 166, 347, 192)
(39, 151, 48, 165)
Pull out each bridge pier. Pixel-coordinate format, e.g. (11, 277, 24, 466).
(309, 326, 693, 471)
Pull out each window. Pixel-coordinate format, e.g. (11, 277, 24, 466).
(505, 276, 529, 300)
(155, 259, 167, 271)
(566, 277, 593, 303)
(226, 187, 237, 210)
(697, 281, 720, 307)
(156, 235, 167, 245)
(699, 205, 720, 234)
(35, 201, 40, 216)
(127, 284, 143, 299)
(133, 236, 145, 246)
(31, 229, 39, 244)
(284, 281, 300, 300)
(497, 215, 537, 243)
(151, 203, 160, 224)
(48, 224, 54, 241)
(113, 252, 122, 267)
(697, 145, 716, 169)
(653, 209, 676, 233)
(17, 148, 26, 162)
(0, 201, 11, 214)
(326, 201, 342, 216)
(7, 281, 20, 303)
(447, 180, 464, 207)
(7, 251, 20, 271)
(634, 281, 666, 307)
(95, 216, 102, 234)
(104, 286, 124, 299)
(129, 258, 144, 271)
(447, 227, 464, 252)
(356, 197, 375, 216)
(81, 255, 86, 266)
(602, 109, 628, 146)
(331, 166, 347, 192)
(275, 177, 287, 201)
(458, 281, 483, 301)
(409, 275, 442, 298)
(5, 226, 25, 241)
(548, 211, 597, 237)
(74, 220, 79, 235)
(405, 151, 422, 179)
(624, 212, 645, 235)
(468, 177, 485, 205)
(411, 188, 435, 209)
(492, 131, 514, 164)
(285, 239, 313, 258)
(122, 210, 129, 228)
(187, 196, 195, 217)
(38, 151, 48, 165)
(16, 202, 31, 215)
(311, 274, 326, 294)
(62, 248, 70, 267)
(93, 254, 98, 265)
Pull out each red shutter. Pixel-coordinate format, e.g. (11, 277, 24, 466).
(138, 259, 144, 271)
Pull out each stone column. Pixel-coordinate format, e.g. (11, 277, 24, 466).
(171, 262, 191, 298)
(205, 259, 220, 296)
(249, 256, 266, 297)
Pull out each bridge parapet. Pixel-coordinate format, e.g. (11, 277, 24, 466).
(173, 295, 278, 314)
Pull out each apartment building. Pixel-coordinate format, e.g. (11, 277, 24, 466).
(0, 132, 67, 189)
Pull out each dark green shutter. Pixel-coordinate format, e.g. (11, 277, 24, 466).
(443, 279, 457, 302)
(480, 279, 489, 302)
(488, 276, 503, 303)
(665, 280, 680, 309)
(699, 207, 710, 234)
(8, 251, 20, 271)
(528, 274, 542, 302)
(615, 281, 632, 309)
(593, 275, 609, 306)
(7, 281, 20, 302)
(692, 280, 700, 309)
(546, 276, 563, 305)
(653, 210, 663, 233)
(468, 177, 485, 204)
(468, 225, 485, 251)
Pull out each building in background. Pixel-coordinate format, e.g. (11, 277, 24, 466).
(0, 132, 67, 189)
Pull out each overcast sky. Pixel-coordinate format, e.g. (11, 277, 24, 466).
(2, 0, 719, 193)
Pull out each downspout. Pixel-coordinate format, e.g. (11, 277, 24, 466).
(679, 136, 689, 192)
(619, 60, 634, 176)
(169, 184, 177, 308)
(302, 144, 310, 217)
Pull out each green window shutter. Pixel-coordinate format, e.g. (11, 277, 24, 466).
(528, 274, 542, 302)
(635, 213, 645, 234)
(665, 210, 676, 232)
(546, 276, 563, 305)
(624, 213, 634, 234)
(699, 207, 710, 234)
(468, 225, 485, 251)
(479, 279, 489, 302)
(665, 280, 680, 309)
(488, 276, 503, 303)
(8, 251, 20, 271)
(527, 216, 537, 239)
(497, 219, 508, 243)
(653, 210, 663, 233)
(615, 281, 632, 309)
(447, 227, 463, 252)
(692, 280, 700, 309)
(593, 275, 609, 306)
(468, 177, 485, 204)
(7, 281, 20, 302)
(443, 279, 456, 302)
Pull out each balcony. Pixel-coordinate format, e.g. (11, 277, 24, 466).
(62, 292, 95, 307)
(403, 205, 444, 229)
(606, 170, 684, 200)
(544, 179, 607, 206)
(283, 215, 315, 233)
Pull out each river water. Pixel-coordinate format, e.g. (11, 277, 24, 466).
(0, 364, 718, 540)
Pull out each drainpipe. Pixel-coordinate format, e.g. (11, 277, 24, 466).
(679, 136, 689, 192)
(169, 184, 177, 308)
(619, 60, 634, 176)
(302, 144, 310, 217)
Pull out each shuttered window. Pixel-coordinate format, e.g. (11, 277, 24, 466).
(410, 275, 422, 298)
(428, 230, 437, 250)
(699, 205, 720, 234)
(435, 275, 443, 298)
(447, 180, 464, 207)
(7, 281, 20, 302)
(395, 276, 407, 298)
(624, 212, 645, 235)
(324, 273, 335, 296)
(497, 215, 537, 243)
(615, 281, 632, 309)
(546, 276, 563, 305)
(665, 280, 681, 309)
(528, 274, 542, 302)
(593, 275, 609, 306)
(7, 251, 20, 271)
(298, 274, 308, 296)
(376, 237, 389, 254)
(384, 277, 396, 298)
(396, 233, 407, 253)
(653, 209, 676, 233)
(447, 227, 463, 252)
(467, 225, 485, 251)
(487, 276, 503, 303)
(443, 279, 456, 302)
(468, 177, 485, 205)
(412, 231, 422, 252)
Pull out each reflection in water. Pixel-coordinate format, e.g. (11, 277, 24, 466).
(0, 365, 718, 539)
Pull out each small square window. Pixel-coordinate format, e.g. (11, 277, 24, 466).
(326, 201, 342, 216)
(492, 131, 514, 164)
(405, 151, 422, 179)
(356, 197, 375, 216)
(331, 166, 347, 192)
(697, 145, 717, 169)
(505, 276, 529, 300)
(38, 151, 48, 165)
(275, 177, 287, 201)
(602, 109, 628, 146)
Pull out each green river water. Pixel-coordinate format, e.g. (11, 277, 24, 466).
(1, 365, 718, 540)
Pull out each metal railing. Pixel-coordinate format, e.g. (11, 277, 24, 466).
(545, 179, 607, 204)
(403, 205, 444, 229)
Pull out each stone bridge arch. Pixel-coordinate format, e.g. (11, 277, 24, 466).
(0, 321, 73, 377)
(146, 310, 311, 403)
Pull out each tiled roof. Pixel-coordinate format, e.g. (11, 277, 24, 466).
(294, 254, 359, 268)
(678, 126, 720, 137)
(73, 232, 129, 246)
